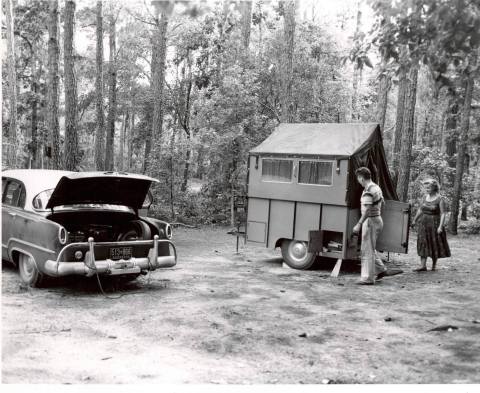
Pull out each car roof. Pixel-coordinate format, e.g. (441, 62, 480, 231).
(2, 170, 74, 211)
(2, 169, 74, 195)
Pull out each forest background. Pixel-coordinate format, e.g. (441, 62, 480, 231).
(2, 0, 480, 235)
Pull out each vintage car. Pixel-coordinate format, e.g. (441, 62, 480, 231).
(2, 169, 177, 287)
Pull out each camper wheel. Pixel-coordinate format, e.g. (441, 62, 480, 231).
(281, 240, 316, 270)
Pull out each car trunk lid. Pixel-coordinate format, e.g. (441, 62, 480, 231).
(46, 172, 158, 210)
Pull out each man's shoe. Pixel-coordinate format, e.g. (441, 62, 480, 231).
(376, 271, 388, 280)
(377, 269, 404, 280)
(356, 281, 374, 285)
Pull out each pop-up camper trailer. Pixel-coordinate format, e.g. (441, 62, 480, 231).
(246, 123, 411, 269)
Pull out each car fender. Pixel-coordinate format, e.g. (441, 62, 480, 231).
(6, 211, 64, 274)
(140, 217, 172, 239)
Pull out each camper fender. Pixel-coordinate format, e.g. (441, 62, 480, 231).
(274, 238, 285, 249)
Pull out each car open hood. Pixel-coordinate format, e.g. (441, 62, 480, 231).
(45, 172, 158, 210)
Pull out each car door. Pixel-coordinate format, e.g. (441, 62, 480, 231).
(2, 178, 26, 261)
(377, 199, 411, 254)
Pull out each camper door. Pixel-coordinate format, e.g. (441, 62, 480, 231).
(377, 200, 411, 254)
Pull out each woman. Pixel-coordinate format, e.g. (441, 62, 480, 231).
(412, 179, 451, 271)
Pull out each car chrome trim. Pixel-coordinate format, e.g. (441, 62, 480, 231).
(56, 238, 177, 261)
(44, 256, 176, 277)
(9, 247, 41, 270)
(44, 248, 177, 277)
(7, 238, 56, 255)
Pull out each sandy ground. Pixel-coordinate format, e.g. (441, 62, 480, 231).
(2, 227, 480, 384)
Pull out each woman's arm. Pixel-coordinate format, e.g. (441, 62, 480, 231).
(413, 207, 422, 224)
(438, 197, 447, 232)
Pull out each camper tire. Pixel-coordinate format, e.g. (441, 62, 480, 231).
(281, 240, 316, 270)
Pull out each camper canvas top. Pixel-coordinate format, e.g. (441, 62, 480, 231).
(250, 123, 380, 158)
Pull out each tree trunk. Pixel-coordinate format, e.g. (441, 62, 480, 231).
(241, 1, 252, 51)
(180, 55, 193, 193)
(128, 108, 134, 171)
(47, 0, 61, 169)
(5, 0, 18, 167)
(376, 58, 390, 132)
(119, 110, 128, 171)
(449, 65, 475, 234)
(105, 13, 117, 171)
(391, 65, 407, 183)
(280, 0, 296, 123)
(396, 65, 418, 202)
(30, 59, 39, 169)
(351, 2, 362, 122)
(146, 10, 169, 177)
(94, 0, 106, 171)
(445, 101, 459, 166)
(63, 0, 79, 171)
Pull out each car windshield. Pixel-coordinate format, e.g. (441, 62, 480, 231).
(32, 189, 133, 213)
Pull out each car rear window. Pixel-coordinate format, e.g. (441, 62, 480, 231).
(33, 189, 132, 213)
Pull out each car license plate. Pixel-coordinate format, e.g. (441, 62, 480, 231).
(109, 246, 132, 260)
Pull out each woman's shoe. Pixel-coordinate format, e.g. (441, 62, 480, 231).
(413, 267, 427, 272)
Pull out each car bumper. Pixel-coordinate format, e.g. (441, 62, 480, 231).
(44, 236, 177, 277)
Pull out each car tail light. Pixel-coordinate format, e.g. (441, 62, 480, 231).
(166, 224, 173, 239)
(59, 227, 68, 245)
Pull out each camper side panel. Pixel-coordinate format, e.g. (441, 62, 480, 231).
(248, 156, 349, 206)
(267, 200, 295, 248)
(294, 203, 321, 241)
(246, 198, 269, 244)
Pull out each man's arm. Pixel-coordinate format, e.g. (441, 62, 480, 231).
(353, 204, 372, 233)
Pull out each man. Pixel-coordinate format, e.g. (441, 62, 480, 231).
(352, 167, 388, 285)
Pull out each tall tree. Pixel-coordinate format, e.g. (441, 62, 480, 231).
(396, 64, 419, 201)
(5, 0, 18, 167)
(449, 53, 478, 234)
(375, 56, 390, 132)
(119, 110, 128, 171)
(30, 60, 42, 168)
(391, 57, 407, 180)
(144, 0, 171, 175)
(94, 0, 106, 171)
(351, 1, 362, 121)
(280, 0, 296, 123)
(241, 0, 253, 51)
(47, 0, 61, 169)
(105, 11, 117, 171)
(64, 0, 79, 171)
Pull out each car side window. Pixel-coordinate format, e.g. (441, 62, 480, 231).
(3, 181, 25, 208)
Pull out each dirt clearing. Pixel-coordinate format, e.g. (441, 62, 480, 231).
(2, 227, 480, 383)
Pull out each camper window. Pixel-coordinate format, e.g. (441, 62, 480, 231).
(261, 159, 293, 183)
(298, 160, 333, 185)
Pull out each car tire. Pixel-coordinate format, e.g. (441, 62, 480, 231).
(281, 239, 316, 270)
(18, 253, 44, 287)
(117, 220, 152, 241)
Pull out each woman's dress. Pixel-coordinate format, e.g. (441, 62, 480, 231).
(417, 197, 451, 259)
